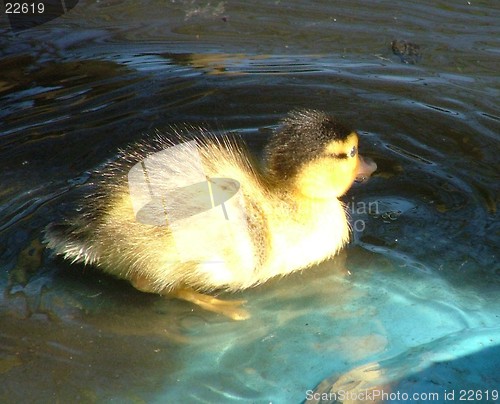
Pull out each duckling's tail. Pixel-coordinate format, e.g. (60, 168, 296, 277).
(43, 222, 100, 266)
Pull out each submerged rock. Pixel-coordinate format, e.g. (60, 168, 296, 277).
(391, 39, 422, 64)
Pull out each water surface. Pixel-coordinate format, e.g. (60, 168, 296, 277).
(0, 1, 499, 402)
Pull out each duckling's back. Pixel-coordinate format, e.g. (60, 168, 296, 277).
(45, 130, 273, 292)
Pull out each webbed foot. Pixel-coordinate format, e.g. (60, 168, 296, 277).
(172, 288, 250, 321)
(130, 274, 250, 320)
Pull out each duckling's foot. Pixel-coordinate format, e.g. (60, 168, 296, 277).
(172, 288, 250, 321)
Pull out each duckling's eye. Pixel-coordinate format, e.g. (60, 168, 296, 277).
(349, 146, 357, 158)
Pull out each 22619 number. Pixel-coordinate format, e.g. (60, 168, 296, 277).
(5, 3, 45, 14)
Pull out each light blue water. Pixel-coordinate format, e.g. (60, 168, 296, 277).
(0, 1, 498, 402)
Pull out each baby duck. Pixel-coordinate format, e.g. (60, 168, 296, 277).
(44, 109, 376, 320)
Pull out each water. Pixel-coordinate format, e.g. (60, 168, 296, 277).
(1, 1, 499, 402)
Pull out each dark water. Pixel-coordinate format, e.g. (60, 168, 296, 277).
(1, 1, 499, 402)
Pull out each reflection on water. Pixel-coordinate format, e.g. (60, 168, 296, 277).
(1, 0, 499, 402)
(310, 335, 500, 404)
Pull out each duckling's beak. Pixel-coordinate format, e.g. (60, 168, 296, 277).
(355, 155, 377, 183)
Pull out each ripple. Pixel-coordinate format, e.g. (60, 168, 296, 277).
(385, 144, 435, 165)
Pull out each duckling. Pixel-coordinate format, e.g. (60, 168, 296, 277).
(44, 109, 377, 320)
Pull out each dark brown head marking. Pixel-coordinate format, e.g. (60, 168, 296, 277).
(265, 109, 352, 180)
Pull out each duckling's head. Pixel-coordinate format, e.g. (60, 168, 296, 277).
(265, 109, 377, 198)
